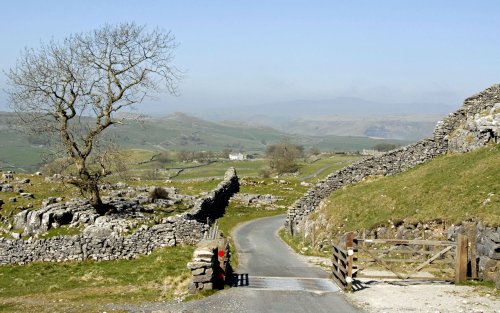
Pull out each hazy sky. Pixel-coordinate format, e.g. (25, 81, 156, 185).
(0, 0, 499, 113)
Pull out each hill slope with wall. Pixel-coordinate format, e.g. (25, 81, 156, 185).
(286, 84, 499, 234)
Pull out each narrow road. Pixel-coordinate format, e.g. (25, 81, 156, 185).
(116, 215, 359, 313)
(297, 164, 335, 181)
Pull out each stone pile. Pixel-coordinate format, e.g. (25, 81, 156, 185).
(187, 243, 217, 292)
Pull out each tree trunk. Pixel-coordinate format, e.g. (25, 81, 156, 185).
(73, 159, 111, 216)
(88, 183, 109, 216)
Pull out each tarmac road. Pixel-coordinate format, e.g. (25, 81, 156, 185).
(114, 215, 359, 313)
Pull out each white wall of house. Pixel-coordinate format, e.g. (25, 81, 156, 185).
(229, 153, 246, 160)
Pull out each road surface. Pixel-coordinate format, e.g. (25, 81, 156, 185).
(114, 215, 359, 313)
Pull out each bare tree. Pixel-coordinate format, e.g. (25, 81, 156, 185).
(266, 139, 304, 174)
(5, 23, 180, 214)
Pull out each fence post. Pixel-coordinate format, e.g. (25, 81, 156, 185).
(469, 224, 477, 279)
(345, 232, 354, 291)
(455, 234, 468, 284)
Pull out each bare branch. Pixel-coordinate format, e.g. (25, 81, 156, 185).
(5, 23, 180, 213)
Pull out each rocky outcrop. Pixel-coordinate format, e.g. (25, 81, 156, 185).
(14, 199, 97, 236)
(435, 85, 500, 151)
(0, 168, 239, 265)
(231, 193, 282, 206)
(447, 102, 500, 152)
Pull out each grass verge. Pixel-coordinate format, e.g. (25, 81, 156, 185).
(0, 245, 194, 313)
(278, 228, 330, 257)
(314, 144, 500, 232)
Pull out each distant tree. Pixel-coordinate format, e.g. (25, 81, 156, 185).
(373, 143, 398, 152)
(178, 150, 194, 162)
(154, 151, 173, 164)
(193, 151, 206, 162)
(205, 151, 214, 160)
(5, 23, 180, 215)
(266, 139, 304, 174)
(221, 149, 232, 159)
(308, 146, 321, 156)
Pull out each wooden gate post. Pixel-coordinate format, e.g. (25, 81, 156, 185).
(469, 224, 478, 279)
(455, 234, 468, 284)
(345, 232, 354, 291)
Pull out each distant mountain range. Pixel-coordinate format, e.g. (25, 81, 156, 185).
(192, 97, 456, 140)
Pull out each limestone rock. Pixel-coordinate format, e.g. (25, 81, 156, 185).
(2, 173, 14, 180)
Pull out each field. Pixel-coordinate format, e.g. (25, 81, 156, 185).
(0, 153, 363, 311)
(1, 141, 498, 310)
(0, 246, 195, 312)
(0, 111, 404, 172)
(313, 144, 500, 233)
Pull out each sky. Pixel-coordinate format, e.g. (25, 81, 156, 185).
(0, 0, 499, 114)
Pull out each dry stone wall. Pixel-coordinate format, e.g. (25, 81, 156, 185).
(184, 167, 239, 223)
(0, 219, 202, 264)
(286, 84, 500, 234)
(286, 84, 500, 282)
(0, 168, 239, 265)
(187, 237, 231, 293)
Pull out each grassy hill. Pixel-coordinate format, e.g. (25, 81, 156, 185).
(0, 111, 405, 171)
(313, 144, 500, 232)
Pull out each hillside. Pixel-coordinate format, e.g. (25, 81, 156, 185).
(0, 111, 405, 171)
(312, 144, 500, 232)
(196, 97, 455, 140)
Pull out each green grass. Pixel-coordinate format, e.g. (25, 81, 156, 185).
(0, 245, 194, 312)
(216, 177, 312, 266)
(0, 147, 365, 310)
(0, 111, 404, 171)
(297, 154, 363, 182)
(466, 280, 500, 295)
(171, 160, 268, 180)
(38, 225, 84, 239)
(315, 135, 408, 152)
(313, 144, 500, 233)
(278, 228, 330, 257)
(0, 174, 80, 226)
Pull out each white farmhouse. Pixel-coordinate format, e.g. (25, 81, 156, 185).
(229, 153, 247, 161)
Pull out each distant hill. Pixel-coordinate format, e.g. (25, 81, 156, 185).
(0, 111, 406, 171)
(195, 97, 456, 140)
